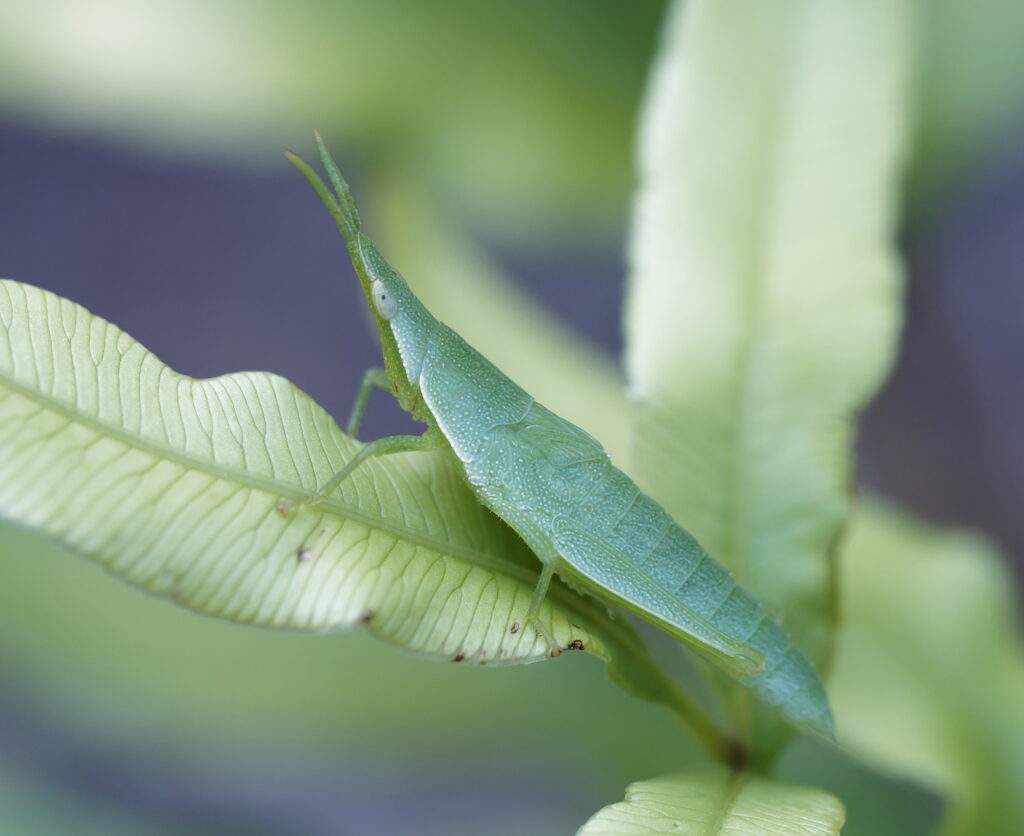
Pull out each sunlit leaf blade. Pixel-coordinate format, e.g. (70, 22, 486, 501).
(577, 768, 844, 835)
(833, 503, 1024, 836)
(625, 0, 914, 747)
(0, 279, 651, 674)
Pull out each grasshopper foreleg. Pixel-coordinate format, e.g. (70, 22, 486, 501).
(346, 366, 392, 437)
(277, 431, 440, 514)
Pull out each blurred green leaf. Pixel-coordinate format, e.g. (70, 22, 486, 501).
(577, 767, 844, 835)
(777, 736, 943, 836)
(0, 0, 664, 243)
(0, 279, 691, 719)
(911, 0, 1024, 211)
(625, 0, 913, 755)
(3, 0, 1022, 243)
(832, 503, 1024, 836)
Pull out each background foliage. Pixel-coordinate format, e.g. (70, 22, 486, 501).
(1, 0, 1023, 833)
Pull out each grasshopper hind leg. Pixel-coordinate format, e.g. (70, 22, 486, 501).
(525, 560, 563, 658)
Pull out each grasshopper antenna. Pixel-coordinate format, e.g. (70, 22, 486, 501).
(285, 130, 361, 244)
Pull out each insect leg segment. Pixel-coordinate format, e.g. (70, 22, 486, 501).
(311, 432, 440, 497)
(525, 558, 563, 657)
(346, 367, 392, 436)
(277, 431, 443, 513)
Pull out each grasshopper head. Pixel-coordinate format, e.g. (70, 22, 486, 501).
(286, 133, 407, 323)
(287, 134, 433, 382)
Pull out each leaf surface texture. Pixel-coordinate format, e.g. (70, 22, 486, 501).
(577, 768, 844, 835)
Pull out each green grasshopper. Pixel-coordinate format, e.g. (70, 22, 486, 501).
(281, 135, 832, 737)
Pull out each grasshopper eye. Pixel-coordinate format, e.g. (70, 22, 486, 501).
(371, 279, 398, 320)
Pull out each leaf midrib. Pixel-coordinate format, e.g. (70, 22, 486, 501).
(722, 11, 802, 588)
(0, 368, 531, 582)
(703, 771, 749, 835)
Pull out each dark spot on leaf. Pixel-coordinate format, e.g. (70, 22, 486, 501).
(510, 622, 520, 634)
(453, 653, 466, 662)
(359, 611, 376, 624)
(566, 639, 584, 651)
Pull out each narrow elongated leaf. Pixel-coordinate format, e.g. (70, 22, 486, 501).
(832, 503, 1024, 836)
(625, 0, 914, 747)
(577, 767, 844, 835)
(0, 279, 667, 693)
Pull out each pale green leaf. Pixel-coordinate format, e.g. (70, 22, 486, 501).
(0, 279, 666, 689)
(577, 767, 844, 835)
(832, 502, 1024, 835)
(625, 0, 914, 746)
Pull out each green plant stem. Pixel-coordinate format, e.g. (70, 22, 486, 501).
(659, 668, 738, 767)
(542, 576, 735, 763)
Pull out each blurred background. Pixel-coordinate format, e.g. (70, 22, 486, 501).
(0, 1, 1022, 833)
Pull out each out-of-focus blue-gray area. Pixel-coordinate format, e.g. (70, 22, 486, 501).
(0, 121, 410, 438)
(0, 122, 627, 440)
(860, 148, 1024, 576)
(1, 680, 589, 836)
